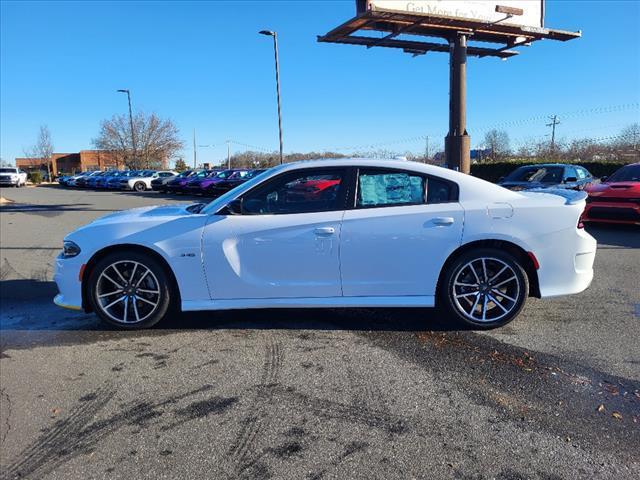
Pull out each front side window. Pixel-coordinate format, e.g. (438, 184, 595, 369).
(241, 169, 346, 215)
(356, 169, 454, 208)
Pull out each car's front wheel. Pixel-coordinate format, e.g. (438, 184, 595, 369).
(440, 248, 528, 329)
(88, 251, 173, 329)
(133, 182, 146, 192)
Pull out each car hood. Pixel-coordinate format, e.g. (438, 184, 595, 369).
(587, 181, 640, 197)
(90, 204, 199, 225)
(65, 203, 209, 254)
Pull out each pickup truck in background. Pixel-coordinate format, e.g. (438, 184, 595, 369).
(0, 167, 28, 187)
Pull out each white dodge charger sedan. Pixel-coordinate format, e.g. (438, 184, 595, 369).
(54, 159, 596, 329)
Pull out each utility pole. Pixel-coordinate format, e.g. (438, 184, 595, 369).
(117, 89, 137, 168)
(226, 140, 231, 169)
(546, 115, 560, 153)
(193, 129, 197, 168)
(424, 136, 429, 163)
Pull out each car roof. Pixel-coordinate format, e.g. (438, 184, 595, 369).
(265, 158, 518, 202)
(514, 163, 572, 168)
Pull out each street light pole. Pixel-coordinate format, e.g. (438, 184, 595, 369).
(193, 129, 197, 168)
(226, 140, 231, 169)
(117, 89, 137, 168)
(259, 30, 284, 164)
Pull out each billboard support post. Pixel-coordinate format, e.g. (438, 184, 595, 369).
(445, 34, 471, 173)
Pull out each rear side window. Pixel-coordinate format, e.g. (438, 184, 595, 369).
(356, 169, 456, 208)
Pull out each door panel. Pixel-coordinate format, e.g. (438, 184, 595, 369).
(340, 203, 464, 297)
(202, 211, 344, 299)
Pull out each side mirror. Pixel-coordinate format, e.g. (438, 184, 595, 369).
(226, 198, 243, 215)
(565, 176, 577, 183)
(498, 176, 505, 183)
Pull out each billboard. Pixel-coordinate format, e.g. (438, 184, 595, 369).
(357, 1, 544, 29)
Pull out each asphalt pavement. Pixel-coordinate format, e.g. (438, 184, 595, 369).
(0, 185, 638, 479)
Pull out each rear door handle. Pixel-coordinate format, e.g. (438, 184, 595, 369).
(314, 227, 336, 236)
(432, 217, 454, 226)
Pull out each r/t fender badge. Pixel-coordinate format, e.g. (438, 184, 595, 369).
(180, 253, 196, 257)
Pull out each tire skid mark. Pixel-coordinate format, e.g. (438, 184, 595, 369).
(280, 387, 408, 435)
(227, 335, 282, 477)
(0, 387, 12, 447)
(1, 386, 115, 480)
(2, 384, 215, 480)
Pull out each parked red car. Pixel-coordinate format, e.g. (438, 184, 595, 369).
(582, 163, 640, 226)
(285, 176, 341, 202)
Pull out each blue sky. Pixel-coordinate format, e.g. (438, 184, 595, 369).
(1, 0, 639, 166)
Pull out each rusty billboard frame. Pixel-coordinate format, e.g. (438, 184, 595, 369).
(318, 4, 581, 173)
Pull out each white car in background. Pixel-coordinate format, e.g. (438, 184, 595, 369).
(120, 170, 177, 192)
(0, 167, 28, 187)
(53, 158, 597, 329)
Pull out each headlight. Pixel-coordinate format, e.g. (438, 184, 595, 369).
(62, 241, 81, 258)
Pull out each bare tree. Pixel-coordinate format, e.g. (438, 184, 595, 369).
(24, 126, 54, 180)
(94, 112, 184, 169)
(483, 129, 510, 161)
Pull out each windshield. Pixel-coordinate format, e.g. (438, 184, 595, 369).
(201, 168, 273, 214)
(215, 170, 235, 179)
(505, 166, 564, 183)
(0, 168, 17, 173)
(606, 164, 640, 183)
(177, 170, 192, 178)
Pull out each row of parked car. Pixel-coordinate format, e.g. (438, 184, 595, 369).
(496, 162, 639, 226)
(58, 168, 266, 196)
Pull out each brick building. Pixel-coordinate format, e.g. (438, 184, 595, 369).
(16, 150, 121, 174)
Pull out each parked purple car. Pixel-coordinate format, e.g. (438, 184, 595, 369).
(165, 169, 209, 194)
(184, 169, 239, 195)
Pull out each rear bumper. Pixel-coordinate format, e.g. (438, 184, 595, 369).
(536, 228, 597, 298)
(582, 202, 640, 225)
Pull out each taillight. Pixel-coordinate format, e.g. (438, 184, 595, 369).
(577, 219, 585, 229)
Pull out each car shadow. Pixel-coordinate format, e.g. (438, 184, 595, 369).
(585, 223, 640, 249)
(0, 203, 116, 213)
(0, 279, 463, 334)
(118, 190, 209, 203)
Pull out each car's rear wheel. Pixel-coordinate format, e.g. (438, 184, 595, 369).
(440, 248, 528, 329)
(88, 251, 173, 329)
(134, 182, 146, 192)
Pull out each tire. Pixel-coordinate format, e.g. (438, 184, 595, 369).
(439, 248, 528, 329)
(88, 251, 173, 329)
(134, 182, 146, 192)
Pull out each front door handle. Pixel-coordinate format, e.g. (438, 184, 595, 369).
(314, 227, 336, 236)
(432, 217, 454, 226)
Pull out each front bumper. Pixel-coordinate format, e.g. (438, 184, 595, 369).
(582, 201, 640, 225)
(0, 178, 19, 186)
(53, 254, 84, 311)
